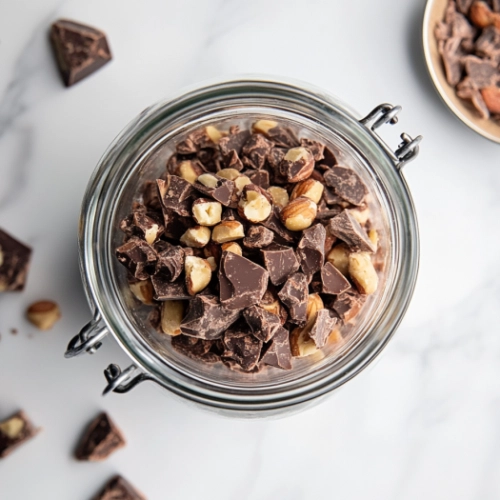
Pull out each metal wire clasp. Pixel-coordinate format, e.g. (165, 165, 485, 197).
(65, 315, 108, 358)
(103, 363, 148, 395)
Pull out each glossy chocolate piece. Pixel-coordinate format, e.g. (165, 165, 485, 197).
(328, 210, 375, 253)
(324, 166, 367, 206)
(171, 335, 220, 363)
(243, 225, 274, 249)
(156, 175, 196, 217)
(332, 290, 366, 322)
(243, 304, 281, 342)
(266, 126, 299, 148)
(116, 237, 157, 280)
(241, 134, 274, 169)
(155, 245, 184, 282)
(0, 229, 32, 292)
(261, 244, 300, 286)
(221, 325, 263, 372)
(260, 325, 292, 370)
(297, 224, 326, 281)
(321, 262, 351, 295)
(278, 272, 308, 324)
(309, 308, 338, 348)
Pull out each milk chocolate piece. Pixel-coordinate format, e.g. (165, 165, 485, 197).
(0, 229, 32, 292)
(328, 211, 375, 252)
(93, 475, 146, 500)
(300, 138, 325, 161)
(247, 169, 270, 189)
(157, 176, 196, 217)
(116, 238, 157, 280)
(278, 272, 308, 324)
(194, 178, 235, 206)
(180, 295, 241, 339)
(151, 276, 191, 300)
(266, 126, 299, 148)
(243, 225, 274, 249)
(261, 208, 296, 244)
(155, 245, 184, 282)
(297, 224, 326, 281)
(332, 290, 366, 322)
(260, 325, 292, 370)
(324, 166, 367, 206)
(171, 334, 219, 363)
(321, 262, 351, 295)
(261, 244, 300, 286)
(241, 134, 274, 169)
(309, 308, 338, 348)
(50, 19, 112, 87)
(0, 411, 39, 458)
(242, 305, 281, 342)
(75, 412, 125, 461)
(219, 252, 269, 309)
(221, 325, 263, 372)
(321, 145, 338, 168)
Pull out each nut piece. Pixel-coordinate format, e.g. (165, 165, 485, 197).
(217, 168, 240, 181)
(280, 147, 315, 182)
(129, 279, 154, 304)
(212, 220, 245, 243)
(469, 1, 498, 28)
(26, 300, 61, 330)
(349, 206, 370, 225)
(238, 185, 272, 223)
(192, 199, 222, 226)
(221, 242, 243, 255)
(206, 256, 217, 271)
(175, 160, 204, 184)
(327, 328, 343, 345)
(368, 229, 378, 250)
(197, 173, 219, 188)
(233, 175, 252, 194)
(205, 125, 223, 144)
(252, 119, 278, 135)
(267, 186, 289, 209)
(305, 293, 324, 328)
(184, 256, 212, 295)
(180, 226, 211, 248)
(348, 252, 378, 295)
(160, 300, 185, 336)
(290, 326, 319, 357)
(290, 178, 324, 204)
(280, 197, 317, 231)
(481, 87, 500, 114)
(0, 416, 25, 439)
(327, 243, 350, 276)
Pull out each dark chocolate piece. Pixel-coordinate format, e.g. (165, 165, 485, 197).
(162, 210, 194, 240)
(266, 126, 299, 148)
(260, 288, 288, 325)
(321, 262, 351, 295)
(300, 138, 325, 161)
(155, 245, 184, 282)
(328, 211, 375, 253)
(180, 295, 241, 339)
(332, 290, 366, 322)
(219, 130, 251, 167)
(247, 169, 270, 189)
(93, 475, 146, 500)
(321, 145, 337, 167)
(151, 276, 191, 300)
(323, 187, 345, 206)
(171, 334, 219, 363)
(157, 175, 196, 217)
(278, 272, 308, 324)
(243, 225, 274, 249)
(219, 252, 269, 309)
(193, 177, 235, 206)
(260, 325, 292, 370)
(297, 224, 326, 281)
(224, 150, 244, 171)
(116, 237, 157, 280)
(176, 128, 218, 154)
(438, 37, 464, 86)
(142, 180, 162, 211)
(221, 325, 263, 372)
(279, 148, 315, 183)
(242, 305, 281, 342)
(75, 412, 125, 461)
(50, 19, 112, 87)
(261, 208, 296, 244)
(308, 308, 338, 348)
(261, 244, 300, 286)
(0, 411, 39, 458)
(120, 209, 162, 244)
(241, 134, 274, 169)
(323, 166, 367, 206)
(0, 229, 32, 292)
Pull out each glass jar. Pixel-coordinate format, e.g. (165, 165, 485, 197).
(66, 77, 421, 417)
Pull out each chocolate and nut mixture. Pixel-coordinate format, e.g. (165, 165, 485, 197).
(115, 120, 383, 373)
(435, 0, 500, 119)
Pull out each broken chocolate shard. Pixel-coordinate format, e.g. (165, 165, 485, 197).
(0, 410, 39, 459)
(142, 180, 162, 211)
(93, 475, 146, 500)
(180, 295, 241, 339)
(242, 304, 281, 342)
(261, 244, 300, 286)
(297, 224, 326, 281)
(157, 175, 196, 217)
(243, 225, 274, 249)
(261, 207, 296, 244)
(266, 126, 299, 148)
(300, 138, 325, 161)
(221, 325, 263, 372)
(323, 166, 367, 206)
(75, 412, 125, 461)
(278, 272, 308, 324)
(321, 145, 338, 168)
(308, 308, 338, 348)
(151, 275, 191, 301)
(260, 325, 292, 370)
(171, 334, 219, 363)
(219, 130, 251, 167)
(155, 245, 184, 282)
(328, 210, 375, 253)
(193, 177, 235, 207)
(332, 290, 366, 322)
(247, 169, 270, 189)
(120, 210, 163, 245)
(50, 19, 112, 87)
(219, 252, 269, 309)
(241, 134, 274, 169)
(116, 237, 157, 280)
(0, 229, 32, 292)
(321, 262, 351, 295)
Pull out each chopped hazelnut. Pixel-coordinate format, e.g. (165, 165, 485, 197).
(26, 301, 61, 330)
(205, 125, 223, 144)
(348, 252, 378, 295)
(280, 197, 317, 231)
(217, 168, 240, 181)
(180, 226, 211, 248)
(211, 220, 245, 243)
(175, 160, 204, 184)
(192, 199, 222, 226)
(290, 178, 324, 204)
(252, 119, 278, 135)
(184, 256, 212, 295)
(221, 242, 243, 255)
(160, 300, 185, 336)
(129, 279, 154, 304)
(238, 185, 272, 223)
(233, 175, 252, 194)
(197, 173, 219, 188)
(327, 243, 350, 276)
(267, 186, 289, 209)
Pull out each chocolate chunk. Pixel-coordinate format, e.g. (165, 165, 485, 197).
(308, 308, 338, 348)
(219, 130, 251, 167)
(260, 288, 288, 325)
(279, 147, 315, 183)
(177, 128, 218, 154)
(224, 150, 244, 171)
(155, 245, 184, 282)
(266, 126, 299, 148)
(243, 225, 274, 249)
(162, 210, 194, 240)
(322, 187, 345, 206)
(142, 180, 162, 211)
(323, 166, 367, 206)
(120, 210, 163, 244)
(75, 412, 125, 461)
(261, 208, 296, 244)
(219, 252, 269, 309)
(315, 203, 343, 220)
(241, 134, 274, 169)
(321, 145, 338, 168)
(180, 295, 241, 339)
(194, 177, 235, 206)
(242, 305, 281, 342)
(247, 169, 270, 188)
(332, 290, 366, 322)
(278, 272, 308, 324)
(171, 334, 219, 363)
(0, 229, 32, 292)
(157, 175, 196, 217)
(297, 224, 326, 281)
(266, 147, 288, 184)
(116, 237, 157, 280)
(300, 138, 325, 161)
(175, 138, 197, 155)
(321, 262, 351, 295)
(328, 211, 375, 252)
(93, 475, 146, 500)
(148, 305, 162, 332)
(50, 19, 112, 87)
(261, 244, 300, 286)
(221, 325, 263, 372)
(0, 410, 39, 458)
(260, 325, 292, 370)
(151, 275, 191, 301)
(464, 55, 498, 88)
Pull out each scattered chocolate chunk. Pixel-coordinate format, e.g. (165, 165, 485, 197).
(26, 300, 61, 330)
(219, 130, 251, 167)
(194, 176, 235, 206)
(241, 134, 274, 169)
(247, 169, 270, 188)
(162, 210, 193, 240)
(120, 209, 163, 245)
(221, 325, 263, 372)
(324, 166, 367, 206)
(260, 325, 292, 370)
(300, 138, 325, 161)
(475, 26, 500, 59)
(142, 180, 162, 211)
(279, 147, 315, 183)
(297, 224, 326, 281)
(151, 275, 191, 300)
(266, 126, 299, 148)
(180, 295, 241, 339)
(243, 225, 274, 249)
(0, 229, 32, 292)
(10, 328, 17, 335)
(0, 411, 39, 459)
(260, 288, 288, 325)
(75, 412, 125, 461)
(157, 175, 196, 217)
(278, 272, 308, 324)
(50, 19, 112, 87)
(155, 245, 184, 282)
(329, 211, 375, 253)
(308, 308, 338, 348)
(321, 145, 338, 167)
(116, 238, 157, 280)
(321, 262, 351, 295)
(261, 244, 300, 286)
(93, 475, 146, 500)
(243, 305, 281, 342)
(323, 187, 345, 206)
(219, 252, 269, 309)
(171, 334, 219, 363)
(261, 208, 296, 244)
(332, 290, 366, 322)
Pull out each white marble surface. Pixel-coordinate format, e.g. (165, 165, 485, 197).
(1, 0, 500, 498)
